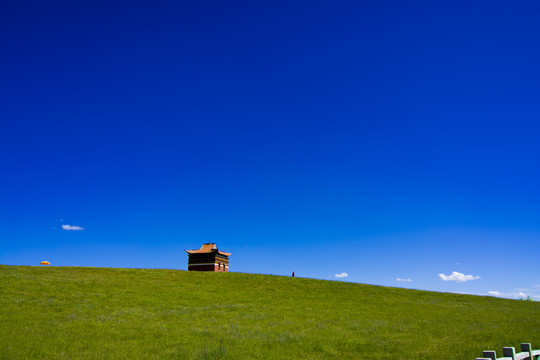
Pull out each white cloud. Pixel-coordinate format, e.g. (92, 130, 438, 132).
(486, 290, 537, 300)
(396, 278, 412, 282)
(62, 224, 84, 231)
(451, 291, 473, 295)
(335, 272, 348, 278)
(438, 271, 480, 282)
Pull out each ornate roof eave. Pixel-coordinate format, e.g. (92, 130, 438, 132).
(185, 243, 231, 256)
(185, 249, 232, 256)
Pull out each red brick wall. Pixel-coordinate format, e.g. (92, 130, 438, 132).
(188, 264, 215, 272)
(187, 264, 230, 272)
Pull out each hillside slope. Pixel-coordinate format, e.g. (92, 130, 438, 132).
(1, 265, 538, 359)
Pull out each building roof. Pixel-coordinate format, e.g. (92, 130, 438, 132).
(185, 243, 232, 256)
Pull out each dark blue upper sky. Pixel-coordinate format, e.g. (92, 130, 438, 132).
(1, 0, 539, 298)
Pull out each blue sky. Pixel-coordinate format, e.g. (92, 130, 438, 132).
(1, 0, 539, 300)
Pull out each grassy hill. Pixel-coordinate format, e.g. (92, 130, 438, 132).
(0, 265, 538, 360)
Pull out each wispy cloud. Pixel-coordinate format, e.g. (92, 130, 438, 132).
(438, 271, 480, 282)
(335, 272, 348, 278)
(62, 224, 84, 231)
(487, 290, 539, 300)
(396, 278, 412, 282)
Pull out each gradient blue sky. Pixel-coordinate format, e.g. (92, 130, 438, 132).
(1, 0, 539, 300)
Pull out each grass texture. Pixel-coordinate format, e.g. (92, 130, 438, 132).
(1, 265, 538, 359)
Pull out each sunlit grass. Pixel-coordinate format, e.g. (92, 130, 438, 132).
(0, 265, 538, 359)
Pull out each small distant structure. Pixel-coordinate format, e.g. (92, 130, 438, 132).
(40, 261, 50, 265)
(185, 243, 231, 272)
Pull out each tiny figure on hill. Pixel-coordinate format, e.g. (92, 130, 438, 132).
(292, 271, 295, 277)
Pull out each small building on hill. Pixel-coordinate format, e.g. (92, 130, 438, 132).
(185, 243, 231, 272)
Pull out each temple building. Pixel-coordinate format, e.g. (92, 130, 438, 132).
(185, 243, 231, 272)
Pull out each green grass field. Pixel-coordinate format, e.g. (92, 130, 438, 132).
(1, 265, 538, 359)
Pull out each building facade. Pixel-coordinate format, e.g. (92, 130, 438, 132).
(185, 243, 231, 272)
